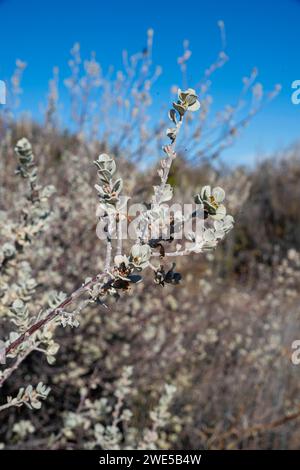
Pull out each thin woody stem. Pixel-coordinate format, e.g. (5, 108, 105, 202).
(0, 401, 19, 413)
(4, 273, 106, 358)
(159, 118, 183, 191)
(0, 345, 35, 388)
(137, 115, 184, 243)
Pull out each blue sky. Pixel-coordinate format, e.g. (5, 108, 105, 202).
(0, 0, 299, 165)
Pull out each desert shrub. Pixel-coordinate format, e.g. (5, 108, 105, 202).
(0, 86, 237, 449)
(1, 28, 299, 451)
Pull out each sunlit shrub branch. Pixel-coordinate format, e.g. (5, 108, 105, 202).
(0, 87, 234, 410)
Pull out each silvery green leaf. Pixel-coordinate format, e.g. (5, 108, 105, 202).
(173, 102, 186, 116)
(26, 278, 37, 291)
(15, 138, 34, 164)
(2, 242, 16, 258)
(188, 99, 201, 111)
(40, 185, 56, 199)
(47, 343, 60, 355)
(94, 154, 116, 176)
(26, 385, 33, 395)
(200, 185, 211, 200)
(31, 401, 42, 410)
(168, 109, 177, 124)
(46, 355, 56, 365)
(98, 169, 113, 184)
(114, 255, 129, 267)
(166, 127, 177, 142)
(9, 332, 20, 343)
(178, 88, 189, 101)
(47, 291, 67, 310)
(109, 160, 117, 175)
(215, 230, 225, 239)
(185, 94, 197, 105)
(36, 382, 50, 395)
(130, 244, 151, 269)
(222, 215, 233, 226)
(12, 299, 26, 314)
(140, 244, 151, 259)
(17, 388, 25, 399)
(211, 204, 226, 220)
(212, 186, 225, 203)
(104, 193, 120, 204)
(214, 215, 234, 233)
(204, 229, 216, 242)
(178, 88, 200, 112)
(194, 194, 202, 205)
(203, 200, 217, 215)
(131, 244, 142, 259)
(112, 178, 123, 195)
(95, 153, 111, 165)
(187, 232, 196, 242)
(213, 220, 223, 231)
(225, 215, 234, 224)
(95, 184, 108, 197)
